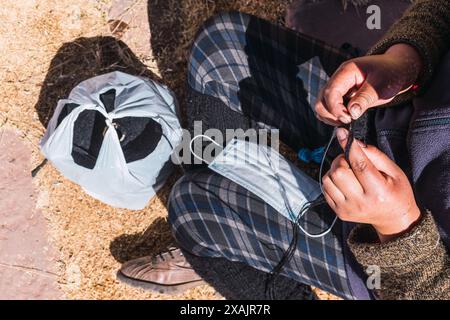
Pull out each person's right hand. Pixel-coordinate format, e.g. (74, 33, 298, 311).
(323, 128, 422, 243)
(315, 44, 423, 126)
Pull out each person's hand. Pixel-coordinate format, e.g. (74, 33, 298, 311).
(323, 127, 421, 242)
(315, 44, 423, 126)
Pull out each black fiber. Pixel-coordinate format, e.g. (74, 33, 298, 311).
(182, 249, 315, 300)
(113, 117, 163, 163)
(56, 103, 80, 127)
(72, 109, 107, 169)
(344, 113, 369, 163)
(60, 88, 164, 168)
(99, 88, 116, 113)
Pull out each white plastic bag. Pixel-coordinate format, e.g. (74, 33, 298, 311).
(40, 71, 182, 210)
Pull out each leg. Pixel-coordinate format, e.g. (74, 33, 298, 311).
(168, 169, 354, 300)
(187, 11, 354, 150)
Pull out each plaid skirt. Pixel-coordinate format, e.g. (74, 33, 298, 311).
(168, 11, 357, 299)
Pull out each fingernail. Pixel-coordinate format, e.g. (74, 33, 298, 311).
(336, 128, 348, 141)
(339, 115, 351, 124)
(350, 104, 362, 119)
(357, 140, 367, 148)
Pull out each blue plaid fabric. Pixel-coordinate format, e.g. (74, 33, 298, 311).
(188, 12, 251, 113)
(169, 12, 357, 299)
(188, 11, 353, 150)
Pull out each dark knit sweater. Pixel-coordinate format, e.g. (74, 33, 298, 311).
(368, 0, 450, 103)
(347, 0, 450, 300)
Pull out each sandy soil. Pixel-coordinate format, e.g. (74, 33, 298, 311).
(0, 0, 338, 300)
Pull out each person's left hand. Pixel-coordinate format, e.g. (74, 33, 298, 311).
(323, 128, 421, 242)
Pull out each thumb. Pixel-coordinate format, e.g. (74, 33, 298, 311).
(360, 145, 403, 179)
(347, 81, 378, 120)
(336, 128, 401, 178)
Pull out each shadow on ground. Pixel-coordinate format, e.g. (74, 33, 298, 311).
(35, 4, 313, 300)
(184, 251, 315, 300)
(34, 36, 161, 127)
(146, 0, 187, 125)
(110, 216, 313, 300)
(110, 217, 175, 264)
(146, 0, 288, 127)
(34, 34, 181, 283)
(143, 0, 315, 300)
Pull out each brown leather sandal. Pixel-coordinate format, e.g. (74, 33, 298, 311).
(117, 248, 206, 294)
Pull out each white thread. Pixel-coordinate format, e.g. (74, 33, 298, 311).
(265, 128, 338, 238)
(296, 201, 337, 238)
(105, 118, 113, 127)
(189, 134, 222, 164)
(286, 128, 338, 238)
(299, 127, 338, 238)
(188, 131, 338, 238)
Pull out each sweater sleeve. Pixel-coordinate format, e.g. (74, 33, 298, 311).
(368, 0, 450, 100)
(347, 212, 450, 300)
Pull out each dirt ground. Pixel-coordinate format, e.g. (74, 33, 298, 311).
(0, 0, 339, 300)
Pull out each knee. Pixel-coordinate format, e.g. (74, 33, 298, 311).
(198, 11, 250, 37)
(167, 172, 196, 226)
(168, 170, 222, 255)
(189, 11, 250, 59)
(188, 11, 250, 86)
(167, 170, 210, 243)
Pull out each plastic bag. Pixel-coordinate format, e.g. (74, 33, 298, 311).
(40, 71, 182, 210)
